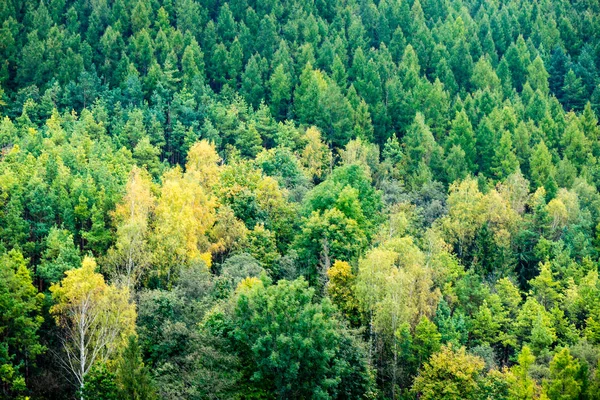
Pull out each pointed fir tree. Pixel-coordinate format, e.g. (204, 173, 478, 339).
(491, 131, 520, 181)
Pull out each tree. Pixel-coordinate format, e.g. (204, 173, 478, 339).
(528, 56, 550, 95)
(136, 264, 232, 399)
(181, 40, 205, 86)
(216, 4, 236, 43)
(221, 253, 265, 288)
(447, 110, 477, 172)
(235, 122, 263, 158)
(331, 55, 348, 89)
(131, 1, 151, 33)
(294, 63, 324, 125)
(50, 257, 136, 397)
(0, 250, 44, 397)
(105, 167, 155, 288)
(81, 364, 119, 400)
(445, 145, 469, 183)
(268, 64, 292, 120)
(247, 224, 280, 273)
(116, 335, 156, 400)
(185, 140, 222, 190)
(504, 37, 531, 92)
(412, 316, 442, 368)
(353, 99, 375, 142)
(441, 177, 486, 258)
(562, 70, 586, 111)
(227, 39, 243, 84)
(38, 227, 81, 287)
(529, 263, 561, 310)
(402, 112, 443, 185)
(300, 126, 331, 181)
(561, 116, 590, 170)
(151, 166, 217, 283)
(355, 237, 440, 396)
(544, 348, 582, 400)
(294, 208, 367, 287)
(507, 346, 540, 400)
(241, 55, 265, 109)
(472, 56, 501, 93)
(530, 140, 556, 191)
(304, 163, 381, 230)
(492, 131, 520, 181)
(327, 260, 360, 326)
(133, 137, 161, 178)
(209, 43, 229, 89)
(412, 345, 487, 400)
(233, 277, 375, 399)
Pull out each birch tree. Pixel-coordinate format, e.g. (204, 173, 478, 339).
(355, 236, 440, 397)
(105, 166, 155, 288)
(50, 257, 136, 398)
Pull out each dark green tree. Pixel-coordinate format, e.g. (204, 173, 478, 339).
(116, 335, 157, 400)
(447, 110, 477, 172)
(233, 277, 375, 398)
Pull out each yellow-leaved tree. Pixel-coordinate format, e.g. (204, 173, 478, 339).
(152, 141, 222, 283)
(50, 257, 136, 398)
(355, 236, 440, 397)
(105, 166, 156, 288)
(152, 166, 217, 282)
(326, 260, 360, 326)
(185, 139, 222, 190)
(301, 126, 331, 181)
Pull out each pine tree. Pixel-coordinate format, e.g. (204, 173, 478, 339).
(508, 346, 540, 399)
(447, 110, 477, 172)
(530, 140, 556, 191)
(235, 122, 262, 158)
(445, 145, 469, 184)
(241, 55, 265, 109)
(294, 63, 322, 125)
(210, 43, 229, 89)
(116, 335, 156, 400)
(561, 115, 590, 170)
(227, 38, 244, 85)
(527, 56, 550, 95)
(131, 0, 151, 33)
(181, 40, 205, 86)
(544, 348, 581, 400)
(504, 37, 531, 91)
(491, 131, 520, 180)
(562, 69, 586, 111)
(216, 3, 236, 43)
(548, 46, 569, 98)
(353, 99, 374, 142)
(331, 55, 348, 89)
(268, 64, 292, 120)
(0, 250, 44, 398)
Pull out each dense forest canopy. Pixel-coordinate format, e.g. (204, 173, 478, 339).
(2, 0, 600, 398)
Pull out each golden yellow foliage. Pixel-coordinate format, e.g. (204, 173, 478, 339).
(152, 166, 218, 278)
(185, 140, 222, 190)
(301, 126, 331, 180)
(50, 257, 136, 389)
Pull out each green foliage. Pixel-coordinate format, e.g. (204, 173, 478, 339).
(233, 278, 375, 399)
(412, 345, 495, 400)
(37, 227, 81, 286)
(81, 364, 119, 400)
(0, 250, 44, 397)
(116, 336, 156, 400)
(3, 0, 600, 397)
(544, 348, 582, 399)
(294, 208, 367, 286)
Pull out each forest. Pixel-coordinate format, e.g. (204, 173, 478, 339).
(2, 0, 600, 398)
